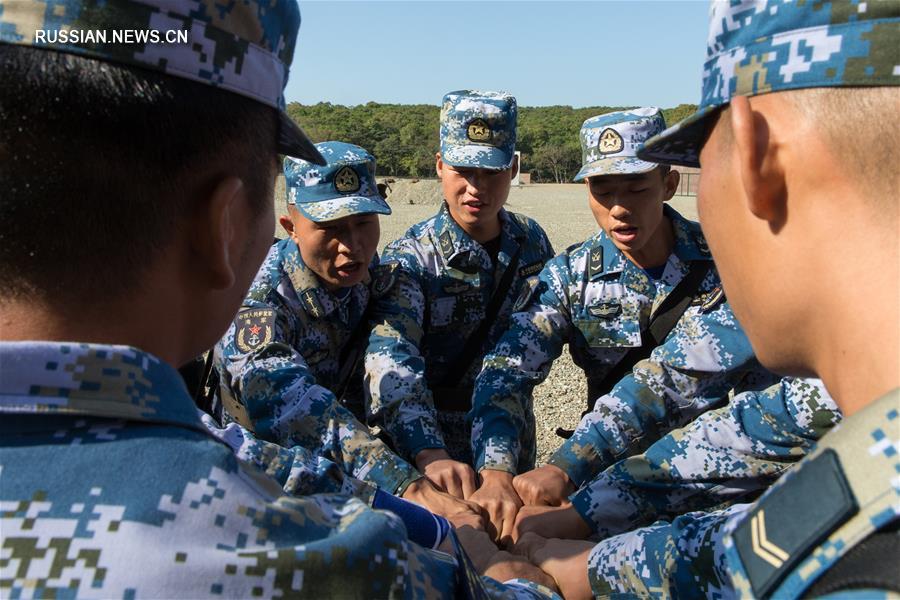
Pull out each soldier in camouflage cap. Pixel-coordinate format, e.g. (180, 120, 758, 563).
(365, 89, 555, 543)
(0, 2, 559, 597)
(515, 1, 899, 597)
(215, 141, 492, 526)
(573, 107, 667, 179)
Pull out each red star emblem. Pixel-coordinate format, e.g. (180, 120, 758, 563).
(249, 324, 261, 335)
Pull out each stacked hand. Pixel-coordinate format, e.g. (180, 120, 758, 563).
(512, 533, 594, 600)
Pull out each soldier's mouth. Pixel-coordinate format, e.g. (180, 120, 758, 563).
(611, 225, 638, 243)
(336, 262, 361, 276)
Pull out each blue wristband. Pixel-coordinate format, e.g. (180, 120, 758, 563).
(372, 489, 451, 549)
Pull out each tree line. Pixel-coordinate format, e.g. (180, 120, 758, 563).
(287, 102, 697, 183)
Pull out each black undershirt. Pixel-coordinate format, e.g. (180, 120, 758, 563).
(481, 235, 502, 269)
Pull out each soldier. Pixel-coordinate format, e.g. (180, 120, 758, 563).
(0, 1, 557, 597)
(214, 140, 483, 522)
(469, 108, 778, 534)
(365, 90, 555, 538)
(513, 1, 899, 598)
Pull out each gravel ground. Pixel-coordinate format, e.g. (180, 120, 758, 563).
(274, 177, 699, 465)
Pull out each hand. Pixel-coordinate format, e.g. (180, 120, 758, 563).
(512, 503, 592, 543)
(402, 477, 485, 530)
(513, 464, 575, 506)
(468, 470, 523, 547)
(512, 532, 594, 600)
(415, 448, 477, 499)
(483, 551, 560, 594)
(453, 524, 501, 572)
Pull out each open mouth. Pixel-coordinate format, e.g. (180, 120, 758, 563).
(336, 261, 362, 277)
(462, 199, 486, 213)
(611, 225, 639, 243)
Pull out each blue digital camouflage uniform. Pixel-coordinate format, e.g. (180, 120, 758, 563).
(585, 390, 898, 599)
(215, 237, 423, 495)
(0, 342, 557, 599)
(571, 377, 841, 540)
(366, 205, 555, 465)
(603, 0, 900, 596)
(470, 203, 778, 479)
(365, 90, 555, 465)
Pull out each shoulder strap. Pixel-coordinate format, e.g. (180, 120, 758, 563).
(586, 260, 712, 411)
(437, 241, 523, 389)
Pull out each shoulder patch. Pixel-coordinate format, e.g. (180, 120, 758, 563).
(691, 285, 725, 312)
(732, 449, 858, 598)
(372, 262, 399, 298)
(234, 308, 276, 353)
(519, 260, 545, 278)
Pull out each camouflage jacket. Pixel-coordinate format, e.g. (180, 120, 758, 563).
(470, 205, 777, 477)
(0, 341, 556, 599)
(571, 377, 840, 539)
(587, 389, 899, 599)
(366, 203, 554, 464)
(215, 238, 420, 495)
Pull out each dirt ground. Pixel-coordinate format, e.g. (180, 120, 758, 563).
(272, 177, 699, 464)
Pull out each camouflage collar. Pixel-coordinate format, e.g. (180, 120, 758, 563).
(282, 237, 370, 320)
(0, 341, 205, 432)
(433, 202, 521, 267)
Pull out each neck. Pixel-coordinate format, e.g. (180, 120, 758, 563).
(622, 215, 674, 268)
(458, 218, 501, 244)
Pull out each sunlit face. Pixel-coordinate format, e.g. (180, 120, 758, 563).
(586, 167, 678, 265)
(436, 154, 516, 241)
(282, 209, 380, 290)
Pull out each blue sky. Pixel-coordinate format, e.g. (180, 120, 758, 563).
(286, 1, 710, 109)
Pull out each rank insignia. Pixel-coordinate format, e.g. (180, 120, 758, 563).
(589, 301, 621, 320)
(466, 118, 492, 143)
(694, 286, 725, 312)
(598, 128, 624, 154)
(513, 278, 538, 312)
(334, 165, 360, 194)
(235, 308, 275, 353)
(300, 288, 325, 319)
(588, 246, 604, 280)
(372, 262, 399, 297)
(442, 280, 470, 295)
(439, 230, 455, 259)
(519, 260, 544, 278)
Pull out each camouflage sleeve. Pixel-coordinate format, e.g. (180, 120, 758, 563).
(215, 303, 421, 496)
(570, 378, 839, 538)
(199, 411, 378, 503)
(365, 264, 446, 461)
(470, 261, 574, 474)
(548, 299, 777, 487)
(587, 503, 745, 598)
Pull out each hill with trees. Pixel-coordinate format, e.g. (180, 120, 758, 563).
(286, 102, 697, 183)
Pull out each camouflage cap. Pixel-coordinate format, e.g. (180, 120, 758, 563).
(440, 90, 517, 171)
(284, 141, 391, 223)
(0, 0, 324, 165)
(638, 0, 900, 168)
(573, 107, 666, 181)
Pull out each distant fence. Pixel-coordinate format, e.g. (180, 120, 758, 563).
(676, 167, 701, 197)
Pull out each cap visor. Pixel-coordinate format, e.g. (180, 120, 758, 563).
(572, 157, 659, 182)
(441, 145, 513, 171)
(636, 105, 720, 169)
(295, 194, 392, 223)
(278, 112, 326, 165)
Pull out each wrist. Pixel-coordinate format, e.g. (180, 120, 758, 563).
(415, 447, 450, 471)
(479, 469, 514, 485)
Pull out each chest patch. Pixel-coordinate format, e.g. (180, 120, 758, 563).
(519, 260, 544, 278)
(234, 308, 275, 353)
(588, 301, 621, 320)
(442, 280, 471, 295)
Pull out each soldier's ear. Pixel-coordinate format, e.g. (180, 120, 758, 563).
(731, 96, 787, 229)
(509, 154, 519, 180)
(435, 153, 444, 179)
(190, 176, 247, 290)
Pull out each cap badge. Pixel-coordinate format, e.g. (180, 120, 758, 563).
(598, 128, 624, 155)
(334, 166, 361, 194)
(467, 118, 493, 143)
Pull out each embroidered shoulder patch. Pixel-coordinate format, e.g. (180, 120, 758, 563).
(372, 262, 399, 298)
(234, 308, 276, 353)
